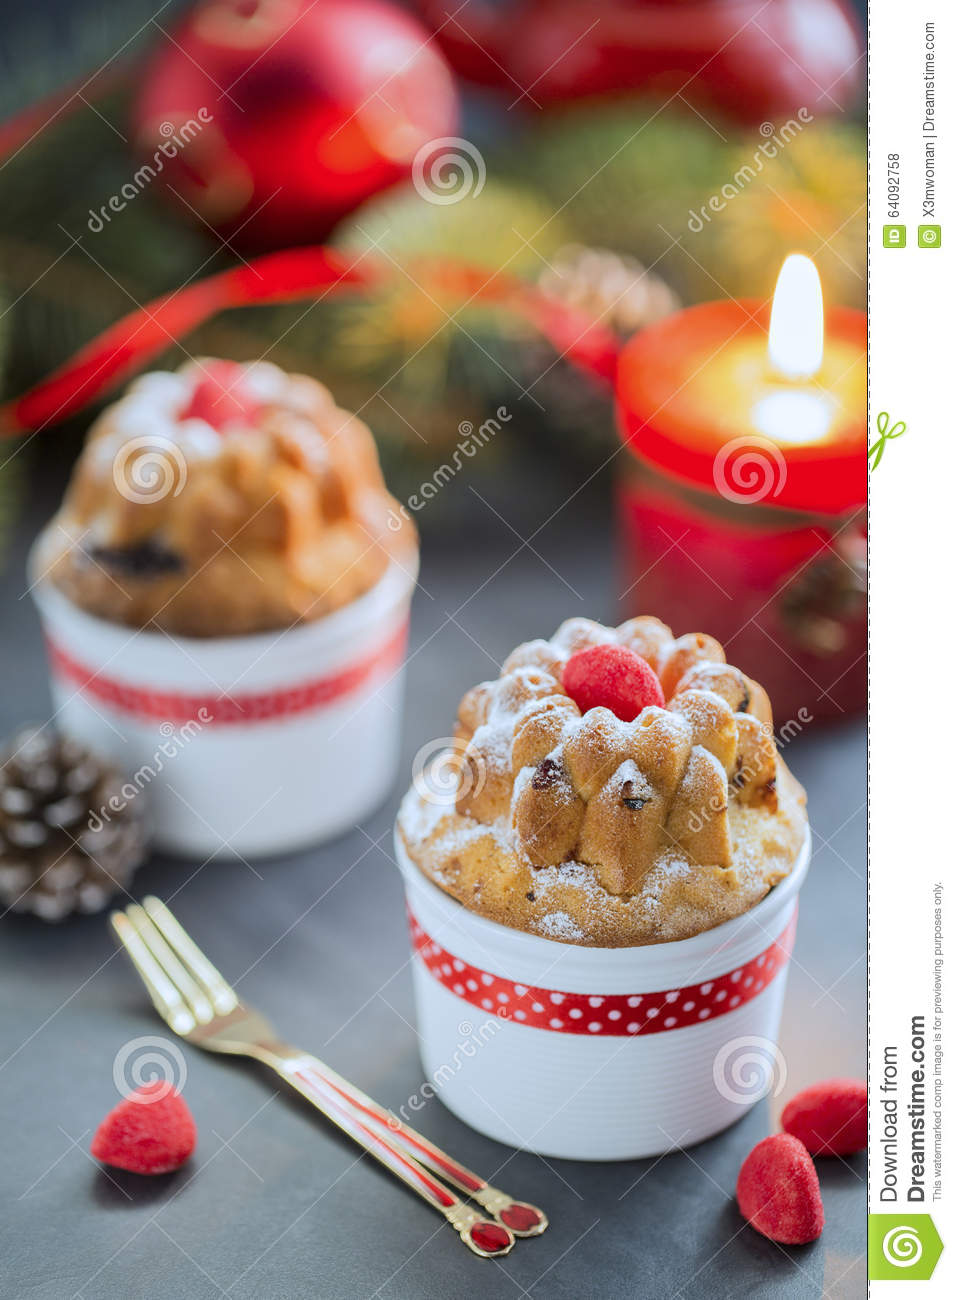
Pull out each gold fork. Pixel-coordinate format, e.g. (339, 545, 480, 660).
(110, 896, 547, 1257)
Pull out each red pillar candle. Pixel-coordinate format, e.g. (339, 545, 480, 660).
(615, 256, 866, 722)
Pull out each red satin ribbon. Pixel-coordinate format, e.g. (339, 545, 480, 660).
(45, 619, 408, 724)
(0, 247, 618, 436)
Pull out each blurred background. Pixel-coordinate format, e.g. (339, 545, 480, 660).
(0, 0, 866, 535)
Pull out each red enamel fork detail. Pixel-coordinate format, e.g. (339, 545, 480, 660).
(284, 1064, 514, 1257)
(297, 1060, 546, 1236)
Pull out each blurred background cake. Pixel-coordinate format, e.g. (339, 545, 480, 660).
(34, 360, 416, 636)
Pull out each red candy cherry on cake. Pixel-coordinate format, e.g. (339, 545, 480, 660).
(562, 643, 665, 721)
(90, 1081, 196, 1175)
(736, 1134, 825, 1244)
(781, 1078, 867, 1156)
(179, 360, 263, 432)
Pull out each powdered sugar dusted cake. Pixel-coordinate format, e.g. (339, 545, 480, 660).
(398, 617, 808, 947)
(36, 359, 415, 636)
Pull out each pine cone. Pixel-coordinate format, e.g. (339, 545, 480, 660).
(0, 727, 148, 921)
(778, 533, 867, 655)
(507, 245, 679, 464)
(538, 244, 680, 337)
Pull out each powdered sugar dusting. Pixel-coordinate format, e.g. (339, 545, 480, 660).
(468, 719, 512, 771)
(398, 787, 447, 842)
(532, 859, 606, 903)
(397, 614, 808, 946)
(535, 911, 585, 941)
(398, 787, 512, 857)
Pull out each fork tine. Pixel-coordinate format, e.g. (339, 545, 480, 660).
(142, 896, 239, 1015)
(111, 911, 197, 1037)
(125, 904, 215, 1025)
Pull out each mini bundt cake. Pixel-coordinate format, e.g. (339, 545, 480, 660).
(398, 617, 808, 946)
(36, 359, 415, 636)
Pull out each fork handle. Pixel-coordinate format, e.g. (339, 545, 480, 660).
(282, 1059, 456, 1210)
(312, 1066, 486, 1193)
(268, 1051, 546, 1234)
(262, 1051, 514, 1258)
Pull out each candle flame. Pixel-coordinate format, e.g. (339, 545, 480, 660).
(767, 254, 824, 380)
(753, 390, 833, 444)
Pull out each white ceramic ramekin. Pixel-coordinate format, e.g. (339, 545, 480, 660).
(395, 826, 810, 1160)
(29, 551, 417, 858)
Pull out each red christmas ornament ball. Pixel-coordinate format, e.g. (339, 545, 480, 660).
(133, 0, 459, 249)
(415, 0, 862, 124)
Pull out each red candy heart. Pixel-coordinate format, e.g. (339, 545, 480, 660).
(781, 1078, 867, 1156)
(180, 360, 262, 432)
(736, 1134, 824, 1244)
(90, 1081, 196, 1175)
(562, 644, 665, 721)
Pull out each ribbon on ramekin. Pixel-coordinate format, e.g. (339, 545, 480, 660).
(409, 907, 796, 1037)
(45, 620, 407, 724)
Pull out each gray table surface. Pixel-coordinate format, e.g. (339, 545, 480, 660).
(0, 472, 866, 1300)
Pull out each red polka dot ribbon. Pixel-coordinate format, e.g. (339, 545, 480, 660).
(409, 907, 797, 1037)
(46, 621, 407, 725)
